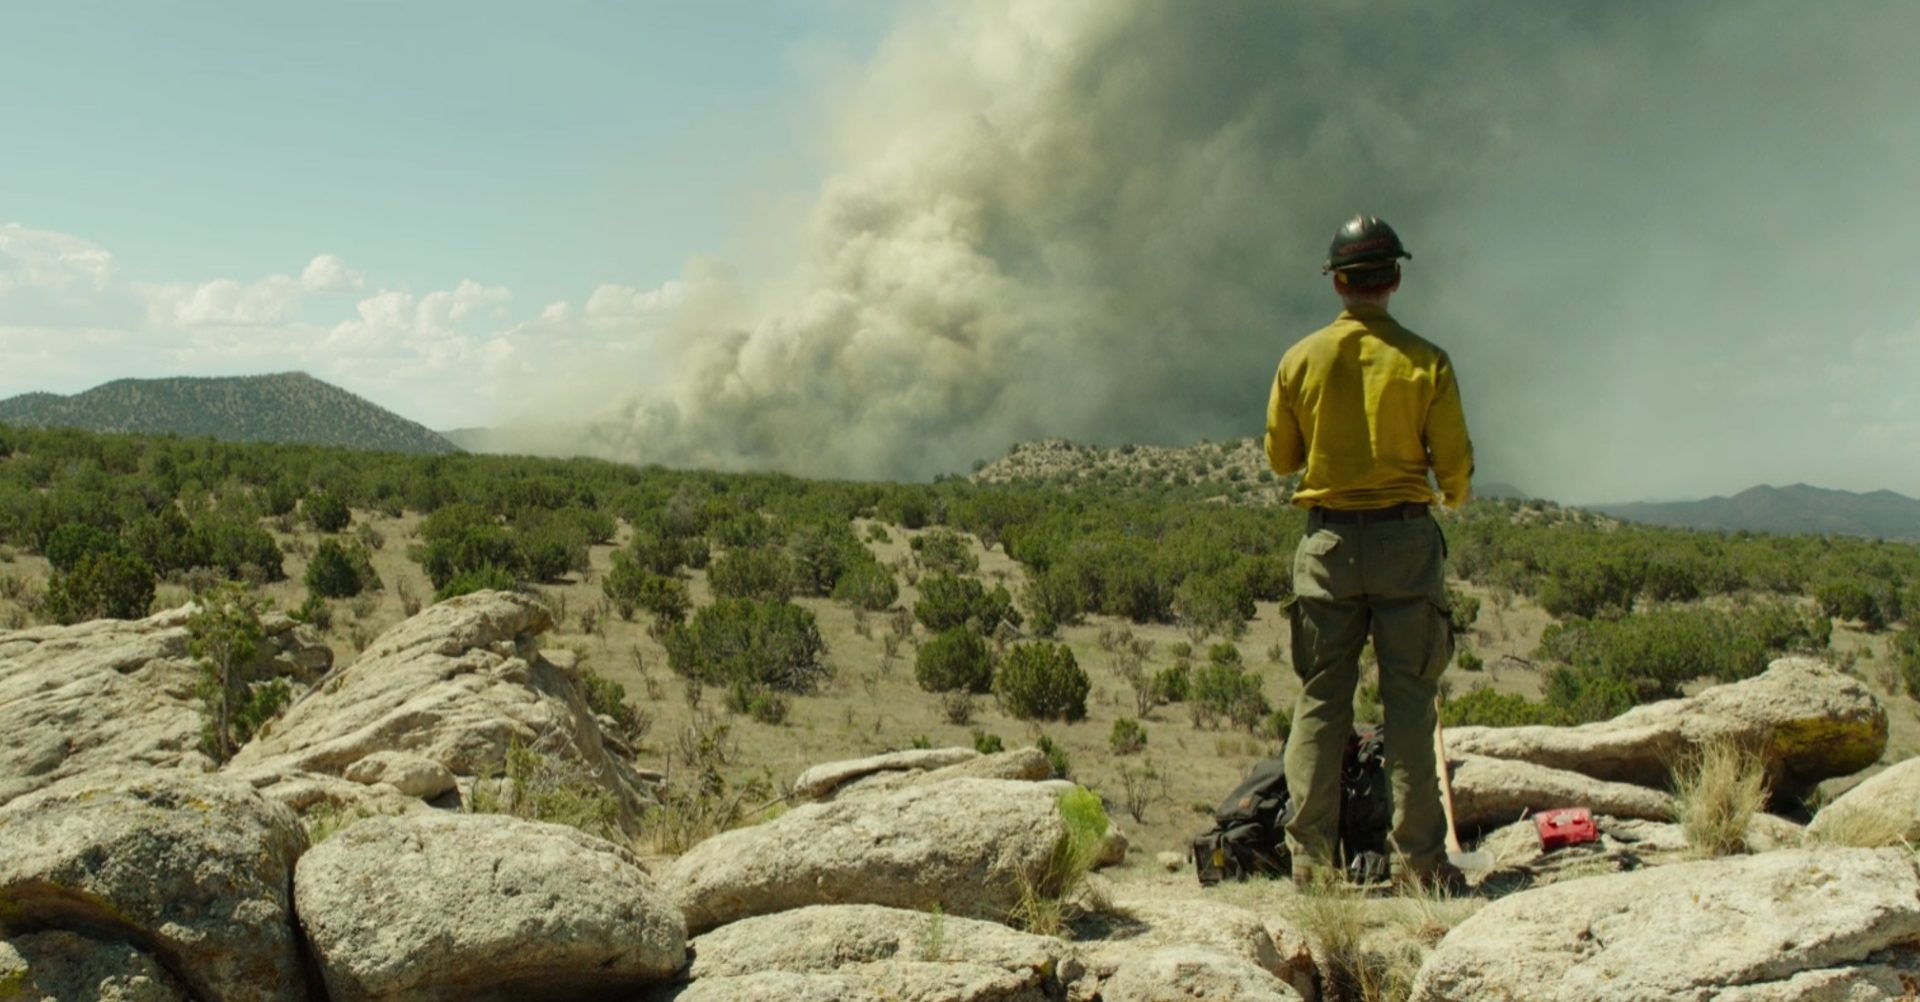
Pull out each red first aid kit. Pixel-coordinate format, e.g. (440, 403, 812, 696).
(1534, 807, 1597, 850)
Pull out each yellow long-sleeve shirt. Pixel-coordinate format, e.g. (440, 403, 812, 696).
(1265, 303, 1474, 510)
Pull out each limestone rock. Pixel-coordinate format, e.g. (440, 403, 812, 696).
(295, 811, 685, 1002)
(1092, 947, 1304, 1002)
(1810, 755, 1920, 846)
(683, 904, 1075, 1000)
(341, 749, 456, 800)
(1447, 753, 1672, 831)
(226, 591, 656, 831)
(0, 605, 328, 809)
(1447, 657, 1885, 796)
(0, 770, 310, 1002)
(792, 747, 980, 802)
(1411, 847, 1920, 1001)
(665, 778, 1073, 933)
(0, 931, 192, 1002)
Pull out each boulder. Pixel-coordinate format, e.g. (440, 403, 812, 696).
(660, 969, 1042, 1002)
(0, 770, 309, 1002)
(1082, 895, 1314, 999)
(665, 778, 1075, 933)
(1447, 754, 1673, 831)
(1091, 947, 1304, 1002)
(1447, 657, 1885, 796)
(830, 748, 1056, 801)
(295, 811, 685, 1002)
(0, 606, 328, 809)
(680, 904, 1075, 1000)
(341, 749, 456, 800)
(0, 931, 192, 1002)
(792, 747, 980, 802)
(1411, 847, 1920, 1001)
(1810, 756, 1920, 847)
(226, 591, 656, 831)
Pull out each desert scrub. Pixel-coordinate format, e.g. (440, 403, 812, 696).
(994, 641, 1088, 722)
(664, 597, 829, 693)
(1286, 874, 1482, 1002)
(1672, 736, 1769, 858)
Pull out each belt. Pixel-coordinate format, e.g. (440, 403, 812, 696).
(1309, 502, 1431, 525)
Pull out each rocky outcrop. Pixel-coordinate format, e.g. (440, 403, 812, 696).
(1446, 657, 1885, 796)
(672, 904, 1075, 1000)
(665, 778, 1075, 933)
(0, 770, 310, 1002)
(295, 811, 685, 1002)
(0, 931, 192, 1002)
(1809, 756, 1920, 846)
(1446, 754, 1674, 831)
(1411, 848, 1920, 1001)
(341, 749, 457, 800)
(792, 748, 981, 801)
(831, 748, 1058, 801)
(1081, 895, 1315, 1001)
(226, 591, 655, 829)
(0, 605, 328, 808)
(1092, 947, 1304, 1002)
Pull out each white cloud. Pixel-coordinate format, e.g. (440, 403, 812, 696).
(144, 275, 301, 326)
(584, 281, 685, 326)
(300, 254, 365, 294)
(0, 223, 139, 326)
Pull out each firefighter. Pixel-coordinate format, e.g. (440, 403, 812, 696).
(1264, 215, 1474, 893)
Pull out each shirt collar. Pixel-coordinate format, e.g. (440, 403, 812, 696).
(1338, 303, 1394, 323)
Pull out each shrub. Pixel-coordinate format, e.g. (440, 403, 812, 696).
(45, 550, 156, 623)
(972, 729, 1005, 754)
(1456, 647, 1484, 672)
(1109, 717, 1147, 755)
(664, 598, 829, 693)
(1012, 787, 1109, 935)
(1021, 564, 1087, 637)
(1191, 659, 1269, 732)
(189, 582, 270, 762)
(723, 680, 791, 725)
(435, 564, 518, 601)
(1173, 572, 1256, 640)
(832, 558, 899, 611)
(708, 546, 795, 602)
(1895, 627, 1920, 700)
(1817, 578, 1889, 631)
(603, 551, 648, 620)
(1153, 663, 1191, 704)
(995, 642, 1088, 722)
(915, 628, 994, 694)
(910, 528, 978, 574)
(1036, 733, 1072, 777)
(915, 572, 1020, 634)
(473, 741, 621, 841)
(1441, 688, 1562, 727)
(303, 492, 351, 533)
(305, 538, 373, 599)
(44, 523, 121, 573)
(789, 521, 869, 596)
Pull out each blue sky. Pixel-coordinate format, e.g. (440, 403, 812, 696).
(3, 2, 892, 296)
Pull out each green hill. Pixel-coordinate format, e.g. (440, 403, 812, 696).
(1595, 483, 1920, 541)
(0, 373, 459, 455)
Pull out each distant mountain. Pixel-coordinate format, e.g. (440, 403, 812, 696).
(1593, 483, 1920, 540)
(0, 373, 460, 455)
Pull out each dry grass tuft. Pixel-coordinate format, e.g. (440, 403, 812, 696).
(1813, 806, 1913, 849)
(1672, 736, 1769, 858)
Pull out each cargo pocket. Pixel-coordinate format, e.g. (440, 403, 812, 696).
(1281, 595, 1312, 682)
(1423, 598, 1455, 682)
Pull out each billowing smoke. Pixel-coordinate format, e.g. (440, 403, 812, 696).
(528, 0, 1920, 501)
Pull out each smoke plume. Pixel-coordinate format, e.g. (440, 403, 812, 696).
(530, 0, 1920, 501)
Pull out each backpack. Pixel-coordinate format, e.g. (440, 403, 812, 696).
(1192, 757, 1292, 885)
(1191, 725, 1393, 886)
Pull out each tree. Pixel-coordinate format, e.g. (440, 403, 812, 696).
(303, 491, 351, 533)
(915, 628, 994, 694)
(190, 583, 267, 762)
(995, 642, 1089, 722)
(305, 538, 366, 598)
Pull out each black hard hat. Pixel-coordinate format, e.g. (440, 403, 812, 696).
(1322, 215, 1412, 273)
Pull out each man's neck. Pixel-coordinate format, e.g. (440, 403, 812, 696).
(1340, 295, 1392, 313)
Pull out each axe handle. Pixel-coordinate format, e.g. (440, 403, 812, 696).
(1434, 699, 1465, 855)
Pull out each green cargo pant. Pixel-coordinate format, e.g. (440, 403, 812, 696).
(1282, 509, 1454, 877)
